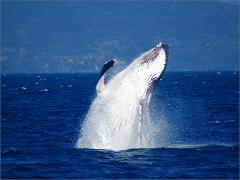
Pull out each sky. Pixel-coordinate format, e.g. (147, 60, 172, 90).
(1, 1, 239, 73)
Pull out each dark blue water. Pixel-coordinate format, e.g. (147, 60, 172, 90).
(1, 72, 239, 179)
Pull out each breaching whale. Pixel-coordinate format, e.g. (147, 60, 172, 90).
(76, 42, 169, 151)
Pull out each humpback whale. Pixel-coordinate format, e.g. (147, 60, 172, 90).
(77, 42, 169, 151)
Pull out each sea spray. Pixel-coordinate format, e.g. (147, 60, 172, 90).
(76, 43, 169, 150)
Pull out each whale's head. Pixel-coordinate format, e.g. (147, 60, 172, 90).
(96, 42, 169, 97)
(131, 42, 169, 86)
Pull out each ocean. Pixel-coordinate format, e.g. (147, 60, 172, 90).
(1, 72, 239, 179)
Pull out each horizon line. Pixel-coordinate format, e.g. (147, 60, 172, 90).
(1, 70, 239, 75)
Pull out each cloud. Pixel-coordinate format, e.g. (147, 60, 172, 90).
(94, 39, 125, 52)
(0, 56, 7, 61)
(1, 47, 28, 60)
(18, 48, 28, 58)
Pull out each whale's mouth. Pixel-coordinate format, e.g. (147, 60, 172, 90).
(161, 44, 169, 55)
(154, 43, 169, 58)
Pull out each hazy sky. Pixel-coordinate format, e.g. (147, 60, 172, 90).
(1, 1, 239, 73)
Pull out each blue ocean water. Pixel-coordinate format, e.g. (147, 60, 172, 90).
(1, 72, 239, 179)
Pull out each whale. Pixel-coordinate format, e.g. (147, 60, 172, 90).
(76, 42, 169, 151)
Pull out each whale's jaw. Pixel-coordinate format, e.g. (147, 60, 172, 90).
(129, 42, 168, 89)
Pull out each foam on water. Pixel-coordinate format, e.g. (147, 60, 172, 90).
(76, 43, 168, 151)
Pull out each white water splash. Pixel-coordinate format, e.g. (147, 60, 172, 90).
(76, 43, 169, 151)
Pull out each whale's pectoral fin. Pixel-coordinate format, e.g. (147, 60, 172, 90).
(96, 59, 116, 94)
